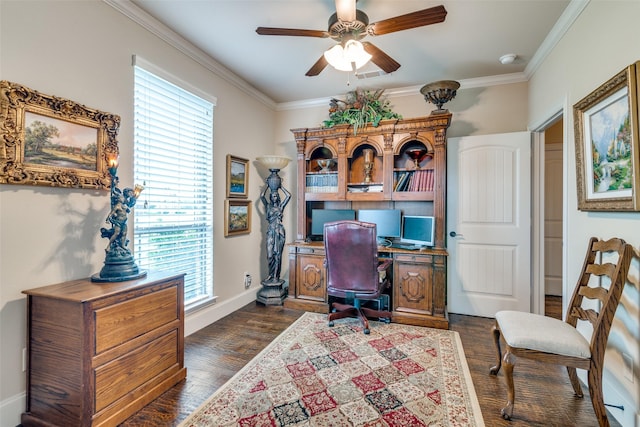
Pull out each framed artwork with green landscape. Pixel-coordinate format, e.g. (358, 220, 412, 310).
(0, 80, 119, 189)
(226, 154, 249, 198)
(224, 199, 251, 236)
(574, 61, 640, 211)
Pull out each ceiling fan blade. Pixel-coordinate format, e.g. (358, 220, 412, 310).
(306, 55, 329, 76)
(256, 27, 329, 38)
(368, 5, 447, 36)
(362, 42, 401, 73)
(335, 0, 356, 22)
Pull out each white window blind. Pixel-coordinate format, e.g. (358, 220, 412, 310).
(133, 62, 215, 310)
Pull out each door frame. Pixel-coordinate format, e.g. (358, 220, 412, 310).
(531, 103, 568, 316)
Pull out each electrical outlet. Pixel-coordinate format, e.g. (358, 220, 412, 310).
(22, 348, 27, 372)
(244, 272, 252, 289)
(623, 353, 634, 382)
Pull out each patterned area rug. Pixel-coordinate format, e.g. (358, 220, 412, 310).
(179, 312, 484, 426)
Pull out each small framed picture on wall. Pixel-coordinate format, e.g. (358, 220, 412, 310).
(224, 199, 251, 237)
(226, 154, 249, 198)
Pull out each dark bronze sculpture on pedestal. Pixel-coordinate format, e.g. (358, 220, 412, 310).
(256, 155, 291, 305)
(92, 155, 146, 282)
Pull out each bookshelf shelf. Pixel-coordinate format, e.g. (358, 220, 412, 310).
(391, 191, 435, 201)
(304, 192, 342, 201)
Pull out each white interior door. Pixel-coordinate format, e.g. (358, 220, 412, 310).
(544, 143, 563, 296)
(447, 132, 531, 317)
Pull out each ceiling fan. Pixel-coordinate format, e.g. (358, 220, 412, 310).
(256, 0, 447, 76)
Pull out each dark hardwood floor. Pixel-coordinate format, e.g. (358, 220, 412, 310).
(120, 296, 620, 426)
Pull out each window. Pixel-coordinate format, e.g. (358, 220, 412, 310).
(133, 58, 215, 310)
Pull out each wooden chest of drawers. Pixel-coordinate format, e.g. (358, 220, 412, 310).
(21, 272, 187, 427)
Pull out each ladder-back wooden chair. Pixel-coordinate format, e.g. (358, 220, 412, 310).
(489, 236, 632, 426)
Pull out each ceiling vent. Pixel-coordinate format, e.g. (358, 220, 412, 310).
(356, 70, 389, 79)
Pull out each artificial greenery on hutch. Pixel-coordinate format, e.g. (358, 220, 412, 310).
(323, 88, 402, 135)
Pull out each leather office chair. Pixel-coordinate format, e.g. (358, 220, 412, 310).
(489, 237, 633, 427)
(323, 220, 392, 334)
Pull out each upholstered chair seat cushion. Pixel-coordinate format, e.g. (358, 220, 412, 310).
(496, 310, 591, 359)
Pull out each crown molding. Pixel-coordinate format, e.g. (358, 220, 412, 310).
(525, 0, 589, 78)
(389, 73, 529, 96)
(104, 0, 277, 109)
(276, 73, 529, 111)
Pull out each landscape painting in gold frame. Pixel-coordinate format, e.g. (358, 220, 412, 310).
(0, 80, 119, 189)
(574, 61, 640, 211)
(226, 154, 249, 198)
(225, 199, 252, 237)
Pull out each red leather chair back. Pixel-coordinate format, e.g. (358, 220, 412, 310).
(324, 220, 380, 297)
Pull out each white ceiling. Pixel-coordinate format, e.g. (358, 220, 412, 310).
(117, 0, 574, 104)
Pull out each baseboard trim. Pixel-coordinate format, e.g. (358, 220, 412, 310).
(185, 287, 258, 336)
(1, 391, 25, 427)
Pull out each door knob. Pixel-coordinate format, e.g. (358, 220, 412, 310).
(449, 231, 463, 237)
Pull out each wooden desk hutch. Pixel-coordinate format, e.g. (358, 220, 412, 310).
(285, 114, 451, 329)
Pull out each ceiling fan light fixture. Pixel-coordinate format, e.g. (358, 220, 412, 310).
(324, 40, 372, 71)
(257, 4, 447, 77)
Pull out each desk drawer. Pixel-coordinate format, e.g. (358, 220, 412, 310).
(394, 253, 432, 263)
(95, 286, 178, 354)
(297, 247, 325, 255)
(94, 330, 179, 412)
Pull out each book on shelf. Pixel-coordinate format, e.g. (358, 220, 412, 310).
(394, 172, 410, 191)
(409, 172, 418, 191)
(393, 169, 434, 192)
(305, 173, 338, 193)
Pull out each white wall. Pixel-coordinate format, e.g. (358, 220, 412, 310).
(0, 1, 276, 425)
(529, 2, 640, 425)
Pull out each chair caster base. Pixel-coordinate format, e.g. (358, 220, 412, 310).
(501, 403, 513, 420)
(364, 328, 370, 334)
(328, 321, 334, 327)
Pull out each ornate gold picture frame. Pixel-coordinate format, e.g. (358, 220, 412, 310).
(0, 80, 119, 189)
(226, 154, 249, 198)
(224, 199, 252, 237)
(574, 62, 640, 211)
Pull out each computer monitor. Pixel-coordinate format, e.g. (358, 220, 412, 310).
(357, 209, 401, 241)
(401, 215, 435, 247)
(310, 209, 356, 240)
